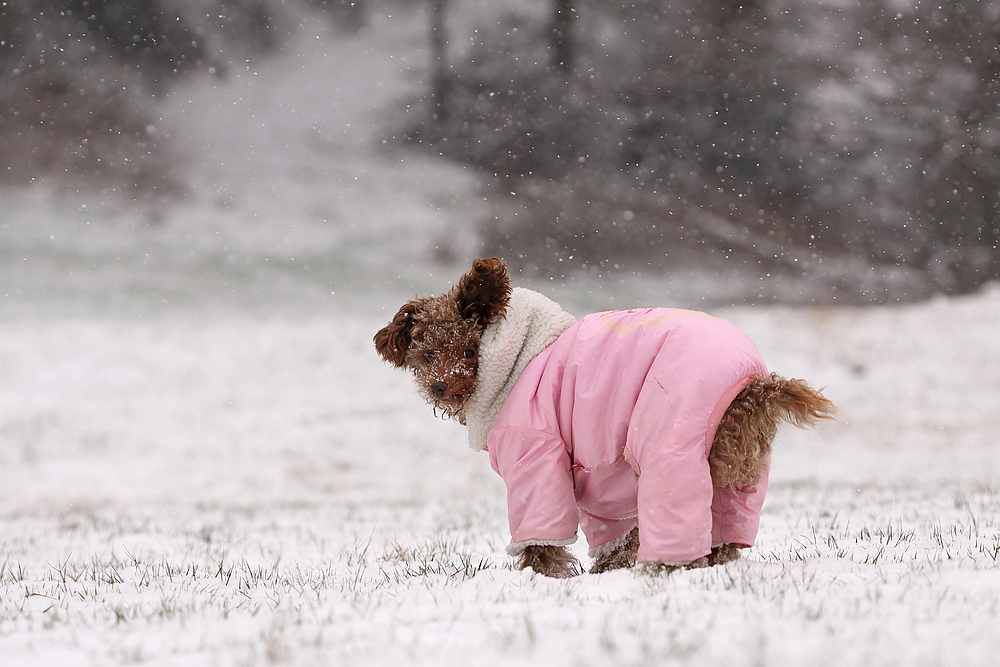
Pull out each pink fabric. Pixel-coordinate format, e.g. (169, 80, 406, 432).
(485, 308, 770, 564)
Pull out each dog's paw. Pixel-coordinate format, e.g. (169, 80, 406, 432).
(590, 526, 639, 574)
(516, 545, 582, 578)
(639, 561, 683, 576)
(707, 543, 743, 566)
(684, 556, 711, 570)
(639, 555, 713, 576)
(639, 545, 744, 575)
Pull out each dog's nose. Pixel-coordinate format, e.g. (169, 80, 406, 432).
(430, 382, 448, 399)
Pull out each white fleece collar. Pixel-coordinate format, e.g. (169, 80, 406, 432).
(465, 287, 577, 451)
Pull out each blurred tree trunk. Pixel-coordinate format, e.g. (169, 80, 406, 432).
(429, 0, 449, 121)
(551, 0, 574, 73)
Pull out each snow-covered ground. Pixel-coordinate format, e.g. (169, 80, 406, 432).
(2, 4, 1000, 665)
(3, 288, 1000, 666)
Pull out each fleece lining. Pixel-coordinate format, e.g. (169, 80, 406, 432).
(465, 287, 577, 452)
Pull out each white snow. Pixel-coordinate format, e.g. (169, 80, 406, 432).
(2, 4, 1000, 665)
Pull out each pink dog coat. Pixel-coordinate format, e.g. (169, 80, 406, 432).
(464, 288, 770, 565)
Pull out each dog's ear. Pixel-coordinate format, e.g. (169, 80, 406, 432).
(374, 301, 420, 367)
(454, 257, 511, 325)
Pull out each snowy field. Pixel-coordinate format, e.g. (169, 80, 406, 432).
(3, 4, 1000, 666)
(3, 278, 1000, 666)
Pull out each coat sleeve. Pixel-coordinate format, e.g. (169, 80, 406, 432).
(488, 426, 579, 555)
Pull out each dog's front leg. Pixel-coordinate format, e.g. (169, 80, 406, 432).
(516, 545, 582, 578)
(589, 526, 639, 574)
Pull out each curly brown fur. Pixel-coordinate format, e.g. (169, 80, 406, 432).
(591, 528, 742, 574)
(516, 544, 582, 578)
(707, 542, 743, 566)
(453, 257, 511, 323)
(374, 258, 511, 424)
(590, 527, 640, 574)
(642, 550, 736, 574)
(709, 373, 836, 490)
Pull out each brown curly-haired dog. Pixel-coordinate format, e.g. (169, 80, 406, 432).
(374, 259, 509, 424)
(375, 258, 835, 577)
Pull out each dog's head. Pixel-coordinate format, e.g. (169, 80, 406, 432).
(374, 257, 512, 423)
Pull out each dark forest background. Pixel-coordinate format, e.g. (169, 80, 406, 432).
(2, 0, 998, 300)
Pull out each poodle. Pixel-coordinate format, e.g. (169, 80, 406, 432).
(374, 258, 834, 577)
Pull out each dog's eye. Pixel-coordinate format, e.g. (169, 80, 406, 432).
(464, 349, 476, 359)
(424, 351, 436, 363)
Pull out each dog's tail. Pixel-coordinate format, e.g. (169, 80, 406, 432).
(710, 373, 835, 489)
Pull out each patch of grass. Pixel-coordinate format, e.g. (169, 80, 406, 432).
(2, 485, 1000, 665)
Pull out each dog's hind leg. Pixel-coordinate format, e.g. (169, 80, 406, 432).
(707, 542, 742, 566)
(709, 373, 835, 490)
(701, 374, 834, 565)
